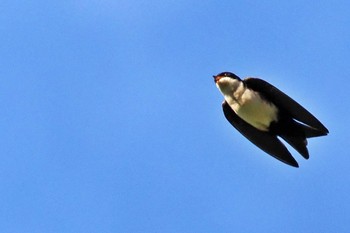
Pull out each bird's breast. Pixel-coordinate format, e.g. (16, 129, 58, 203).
(225, 89, 279, 131)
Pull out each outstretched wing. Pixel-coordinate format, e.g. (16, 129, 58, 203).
(222, 101, 299, 167)
(244, 78, 329, 135)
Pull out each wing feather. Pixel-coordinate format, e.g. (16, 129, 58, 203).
(222, 101, 299, 167)
(244, 78, 329, 134)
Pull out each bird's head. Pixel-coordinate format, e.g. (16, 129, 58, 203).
(213, 72, 242, 94)
(213, 72, 241, 83)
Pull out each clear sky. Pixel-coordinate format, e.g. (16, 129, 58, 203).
(1, 1, 349, 232)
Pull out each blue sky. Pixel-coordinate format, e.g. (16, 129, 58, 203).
(1, 1, 349, 232)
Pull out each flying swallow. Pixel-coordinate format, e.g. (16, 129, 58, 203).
(213, 72, 329, 167)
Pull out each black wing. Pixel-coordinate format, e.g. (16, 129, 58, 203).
(244, 78, 329, 134)
(222, 101, 299, 167)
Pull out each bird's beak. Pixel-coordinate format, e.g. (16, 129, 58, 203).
(213, 75, 222, 83)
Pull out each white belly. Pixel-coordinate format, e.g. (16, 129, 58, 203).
(225, 89, 278, 131)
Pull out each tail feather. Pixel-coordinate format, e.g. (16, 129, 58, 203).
(270, 116, 327, 160)
(280, 122, 326, 159)
(280, 135, 309, 159)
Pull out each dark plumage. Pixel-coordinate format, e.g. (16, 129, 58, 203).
(214, 72, 328, 167)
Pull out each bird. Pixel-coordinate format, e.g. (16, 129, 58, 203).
(213, 71, 329, 167)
